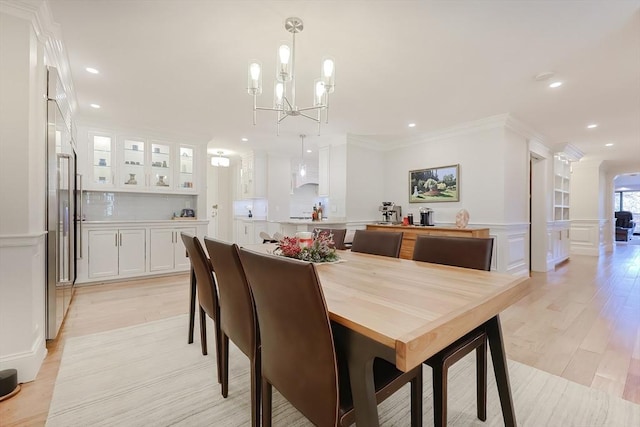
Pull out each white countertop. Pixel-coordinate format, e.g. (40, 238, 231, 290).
(83, 219, 209, 225)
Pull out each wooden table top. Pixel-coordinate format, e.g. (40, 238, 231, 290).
(244, 245, 530, 372)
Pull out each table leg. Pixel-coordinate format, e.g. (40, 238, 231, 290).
(188, 266, 196, 344)
(485, 315, 517, 427)
(332, 323, 396, 427)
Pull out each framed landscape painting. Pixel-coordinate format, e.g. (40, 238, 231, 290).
(409, 164, 459, 203)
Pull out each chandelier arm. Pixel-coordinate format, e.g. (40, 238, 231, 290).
(291, 27, 296, 109)
(256, 106, 282, 112)
(296, 105, 325, 112)
(298, 112, 320, 122)
(277, 114, 289, 124)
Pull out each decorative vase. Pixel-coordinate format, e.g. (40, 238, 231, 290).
(126, 173, 137, 185)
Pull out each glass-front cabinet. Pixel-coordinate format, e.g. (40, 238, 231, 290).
(150, 142, 171, 189)
(89, 132, 115, 187)
(122, 138, 146, 189)
(178, 145, 195, 191)
(86, 132, 198, 192)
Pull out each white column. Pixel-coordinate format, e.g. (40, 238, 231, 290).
(0, 7, 48, 382)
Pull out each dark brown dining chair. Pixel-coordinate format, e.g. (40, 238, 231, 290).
(412, 234, 494, 427)
(180, 233, 221, 384)
(204, 237, 260, 427)
(350, 229, 403, 258)
(313, 228, 347, 250)
(238, 248, 423, 427)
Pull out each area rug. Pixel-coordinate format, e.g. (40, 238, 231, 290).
(46, 315, 640, 426)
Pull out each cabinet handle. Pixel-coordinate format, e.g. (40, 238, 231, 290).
(119, 233, 123, 246)
(115, 232, 118, 247)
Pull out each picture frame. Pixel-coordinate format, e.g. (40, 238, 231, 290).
(409, 164, 459, 203)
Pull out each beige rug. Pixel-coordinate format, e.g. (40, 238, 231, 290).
(46, 315, 640, 426)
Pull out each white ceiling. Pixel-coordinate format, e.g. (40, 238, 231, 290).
(48, 0, 640, 169)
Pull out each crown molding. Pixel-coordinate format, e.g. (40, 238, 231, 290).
(359, 113, 526, 152)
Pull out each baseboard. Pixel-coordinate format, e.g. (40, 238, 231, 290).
(0, 333, 47, 383)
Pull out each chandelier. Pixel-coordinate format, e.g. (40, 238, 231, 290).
(211, 151, 230, 167)
(247, 17, 335, 135)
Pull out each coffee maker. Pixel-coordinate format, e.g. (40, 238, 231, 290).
(379, 202, 402, 224)
(420, 207, 434, 226)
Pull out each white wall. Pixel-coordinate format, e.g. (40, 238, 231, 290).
(570, 159, 608, 255)
(345, 140, 386, 221)
(381, 117, 530, 274)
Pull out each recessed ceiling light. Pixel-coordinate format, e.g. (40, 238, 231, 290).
(90, 103, 101, 109)
(587, 124, 598, 129)
(408, 123, 416, 128)
(86, 67, 99, 74)
(605, 143, 614, 147)
(306, 149, 312, 153)
(549, 81, 563, 88)
(241, 137, 248, 142)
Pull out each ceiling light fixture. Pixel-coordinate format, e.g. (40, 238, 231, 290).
(211, 151, 230, 167)
(587, 124, 598, 129)
(605, 143, 614, 147)
(408, 123, 416, 128)
(247, 17, 335, 136)
(86, 67, 99, 74)
(549, 81, 563, 88)
(298, 134, 307, 177)
(241, 137, 248, 142)
(90, 103, 101, 109)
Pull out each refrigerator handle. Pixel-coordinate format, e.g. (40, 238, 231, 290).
(67, 160, 73, 280)
(77, 174, 83, 259)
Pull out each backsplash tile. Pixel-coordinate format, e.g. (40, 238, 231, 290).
(84, 192, 197, 221)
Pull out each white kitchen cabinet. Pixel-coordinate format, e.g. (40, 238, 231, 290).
(234, 220, 267, 245)
(552, 226, 570, 264)
(318, 146, 330, 196)
(149, 227, 196, 272)
(240, 152, 266, 199)
(85, 131, 199, 193)
(88, 228, 146, 279)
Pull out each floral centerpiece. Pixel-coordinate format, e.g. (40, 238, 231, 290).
(274, 233, 340, 263)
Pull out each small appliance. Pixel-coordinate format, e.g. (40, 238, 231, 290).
(379, 202, 402, 224)
(180, 208, 195, 218)
(420, 207, 434, 226)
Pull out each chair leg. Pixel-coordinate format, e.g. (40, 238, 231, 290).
(477, 340, 487, 421)
(262, 379, 272, 427)
(221, 332, 229, 398)
(410, 367, 423, 427)
(432, 363, 447, 427)
(214, 304, 222, 384)
(251, 352, 261, 427)
(199, 306, 207, 356)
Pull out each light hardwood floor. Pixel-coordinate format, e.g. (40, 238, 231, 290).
(1, 244, 639, 426)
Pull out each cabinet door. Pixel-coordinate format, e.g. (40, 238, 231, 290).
(318, 146, 330, 196)
(150, 142, 172, 190)
(88, 132, 115, 188)
(174, 227, 196, 271)
(120, 137, 147, 189)
(149, 228, 175, 272)
(177, 145, 196, 192)
(118, 229, 146, 275)
(88, 229, 119, 278)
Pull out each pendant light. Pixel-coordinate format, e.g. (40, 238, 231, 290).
(298, 134, 306, 177)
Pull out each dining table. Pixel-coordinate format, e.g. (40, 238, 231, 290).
(188, 244, 530, 427)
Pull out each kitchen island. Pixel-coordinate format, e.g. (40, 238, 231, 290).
(366, 223, 490, 260)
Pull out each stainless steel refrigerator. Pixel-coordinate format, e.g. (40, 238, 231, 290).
(46, 67, 79, 339)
